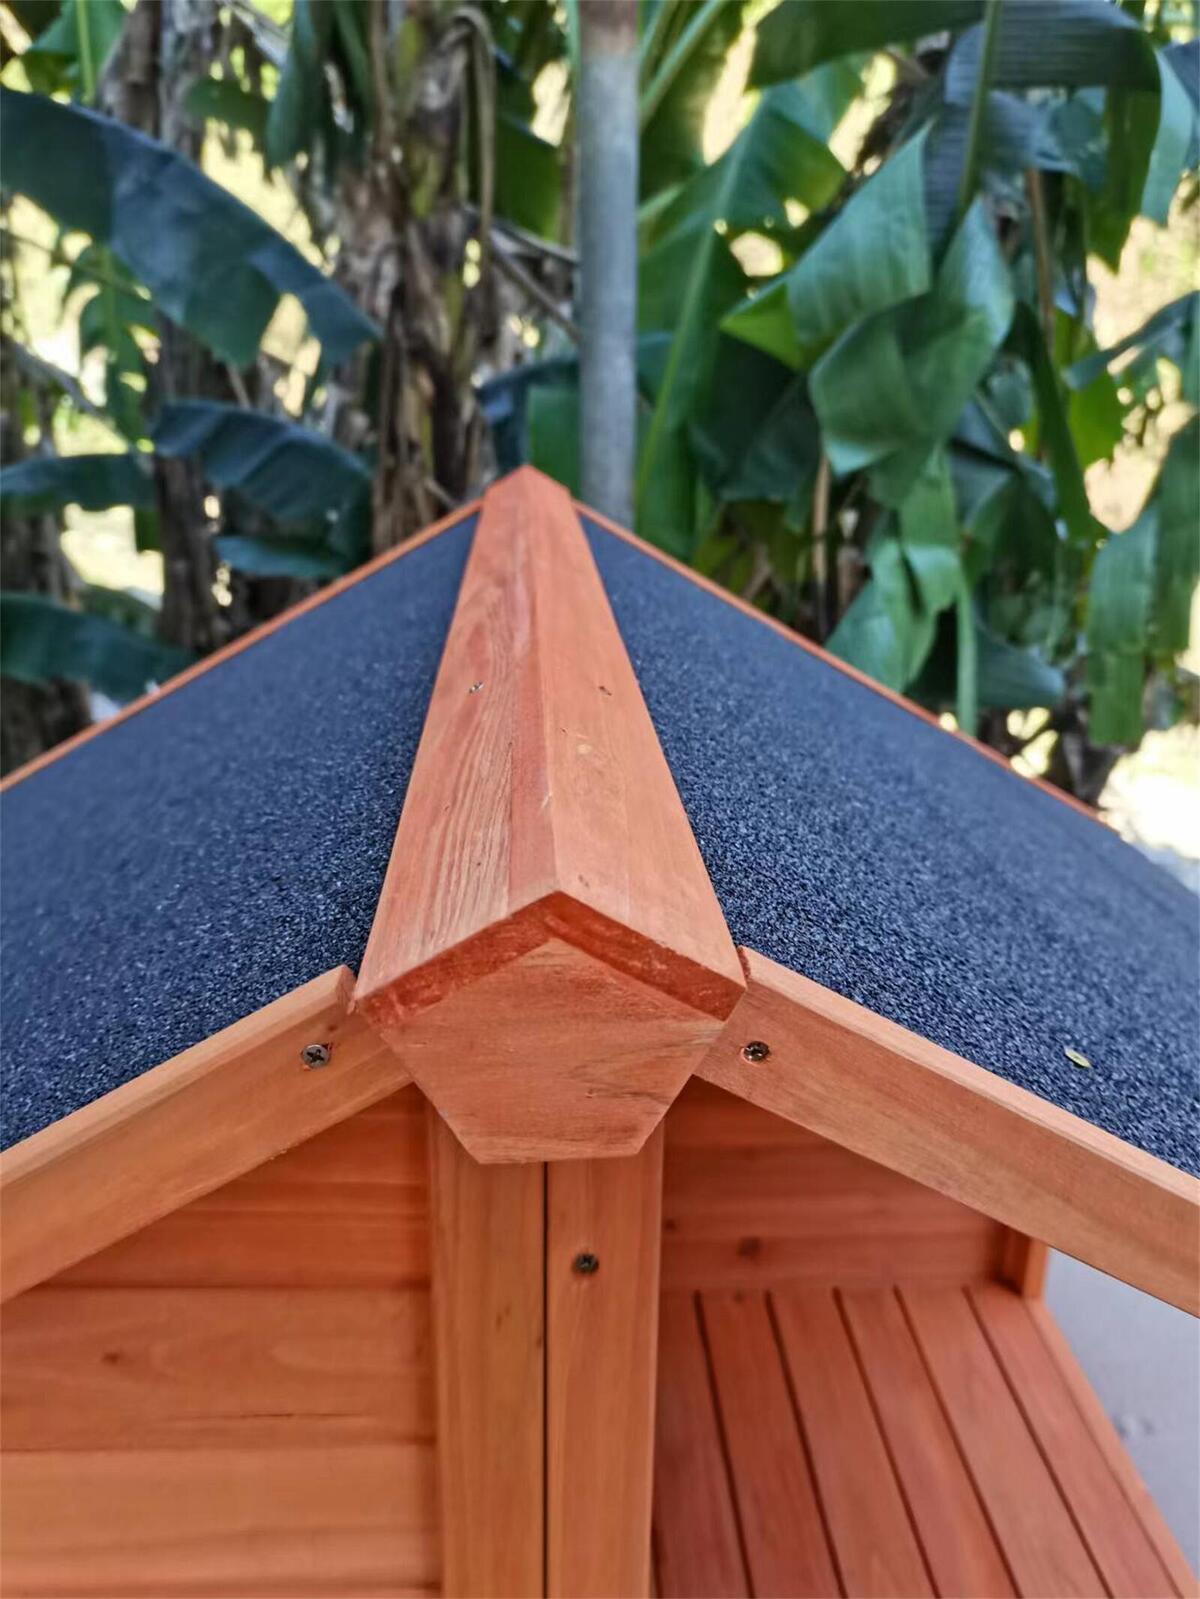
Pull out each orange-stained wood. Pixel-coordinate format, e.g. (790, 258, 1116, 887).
(1, 970, 411, 1302)
(902, 1288, 1102, 1597)
(356, 468, 743, 1162)
(0, 499, 481, 793)
(663, 1078, 1007, 1292)
(701, 1291, 838, 1597)
(426, 1109, 545, 1598)
(653, 1295, 748, 1599)
(773, 1290, 933, 1597)
(840, 1289, 1015, 1598)
(1028, 1300, 1197, 1598)
(53, 1088, 430, 1291)
(700, 949, 1200, 1313)
(972, 1285, 1182, 1597)
(999, 1230, 1049, 1296)
(547, 1128, 663, 1598)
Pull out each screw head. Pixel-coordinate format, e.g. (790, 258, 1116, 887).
(741, 1040, 771, 1063)
(573, 1252, 600, 1275)
(300, 1042, 332, 1069)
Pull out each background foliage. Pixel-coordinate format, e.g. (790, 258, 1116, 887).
(1, 0, 1197, 802)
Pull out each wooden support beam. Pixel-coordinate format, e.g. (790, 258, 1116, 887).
(427, 1109, 546, 1598)
(547, 1127, 663, 1598)
(1, 969, 409, 1303)
(700, 949, 1200, 1315)
(357, 467, 743, 1162)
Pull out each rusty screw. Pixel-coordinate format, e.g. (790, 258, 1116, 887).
(300, 1043, 332, 1069)
(741, 1040, 771, 1064)
(573, 1252, 600, 1275)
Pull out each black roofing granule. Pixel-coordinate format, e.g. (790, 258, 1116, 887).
(583, 517, 1200, 1179)
(1, 514, 475, 1149)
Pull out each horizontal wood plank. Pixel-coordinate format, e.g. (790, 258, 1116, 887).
(0, 1444, 437, 1597)
(1, 970, 412, 1301)
(699, 950, 1200, 1312)
(1, 1287, 433, 1450)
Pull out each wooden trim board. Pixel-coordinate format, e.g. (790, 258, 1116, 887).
(0, 499, 482, 793)
(1, 968, 411, 1303)
(356, 468, 743, 1161)
(699, 949, 1200, 1314)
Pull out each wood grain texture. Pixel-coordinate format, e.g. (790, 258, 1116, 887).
(1, 969, 411, 1302)
(53, 1087, 430, 1290)
(999, 1231, 1049, 1296)
(1028, 1301, 1197, 1598)
(427, 1108, 545, 1598)
(356, 467, 743, 1161)
(701, 1291, 838, 1598)
(902, 1288, 1102, 1597)
(663, 1079, 1006, 1291)
(0, 499, 481, 794)
(0, 1444, 438, 1597)
(653, 1294, 748, 1599)
(840, 1289, 1014, 1598)
(547, 1127, 663, 1598)
(1, 1286, 433, 1450)
(774, 1290, 933, 1597)
(972, 1286, 1182, 1597)
(700, 949, 1200, 1313)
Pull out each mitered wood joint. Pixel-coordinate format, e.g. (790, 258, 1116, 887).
(356, 468, 743, 1162)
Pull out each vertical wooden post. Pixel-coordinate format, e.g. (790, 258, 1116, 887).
(1000, 1229, 1049, 1296)
(427, 1108, 546, 1598)
(546, 1126, 664, 1598)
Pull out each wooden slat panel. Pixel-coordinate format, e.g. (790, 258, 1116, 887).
(701, 1291, 838, 1598)
(0, 970, 412, 1302)
(840, 1289, 1015, 1598)
(653, 1294, 748, 1599)
(1, 1287, 432, 1450)
(0, 1444, 437, 1598)
(902, 1288, 1103, 1597)
(973, 1285, 1178, 1598)
(774, 1290, 932, 1597)
(1028, 1302, 1197, 1598)
(427, 1110, 544, 1599)
(56, 1088, 429, 1290)
(547, 1128, 663, 1598)
(700, 950, 1200, 1313)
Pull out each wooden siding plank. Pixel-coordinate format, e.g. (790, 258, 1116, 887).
(55, 1087, 429, 1290)
(773, 1290, 932, 1598)
(0, 1287, 432, 1450)
(653, 1294, 748, 1599)
(427, 1109, 545, 1599)
(1028, 1302, 1197, 1598)
(700, 949, 1200, 1313)
(701, 1290, 839, 1598)
(840, 1289, 1015, 1598)
(356, 468, 742, 1163)
(1, 969, 411, 1302)
(973, 1286, 1179, 1598)
(0, 1444, 437, 1598)
(901, 1288, 1102, 1597)
(547, 1127, 664, 1598)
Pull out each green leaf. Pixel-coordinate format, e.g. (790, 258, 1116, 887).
(640, 0, 749, 197)
(751, 0, 983, 87)
(811, 198, 1013, 483)
(1086, 510, 1156, 743)
(0, 89, 378, 365)
(945, 2, 1155, 102)
(0, 592, 192, 702)
(1008, 302, 1094, 548)
(1153, 415, 1200, 654)
(1064, 291, 1197, 390)
(691, 339, 819, 505)
(897, 448, 960, 613)
(1067, 366, 1124, 468)
(151, 402, 371, 524)
(213, 534, 348, 580)
(265, 0, 334, 169)
(723, 129, 931, 370)
(529, 381, 582, 494)
(827, 535, 936, 690)
(185, 78, 271, 148)
(0, 452, 155, 513)
(22, 0, 126, 98)
(913, 613, 1066, 708)
(495, 113, 562, 239)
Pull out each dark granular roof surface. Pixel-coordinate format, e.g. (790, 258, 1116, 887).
(584, 517, 1200, 1179)
(1, 513, 474, 1149)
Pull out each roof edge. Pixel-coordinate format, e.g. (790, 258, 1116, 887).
(0, 497, 482, 793)
(702, 946, 1200, 1314)
(0, 966, 411, 1301)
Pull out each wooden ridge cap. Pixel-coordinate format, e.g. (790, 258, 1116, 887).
(355, 467, 744, 1161)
